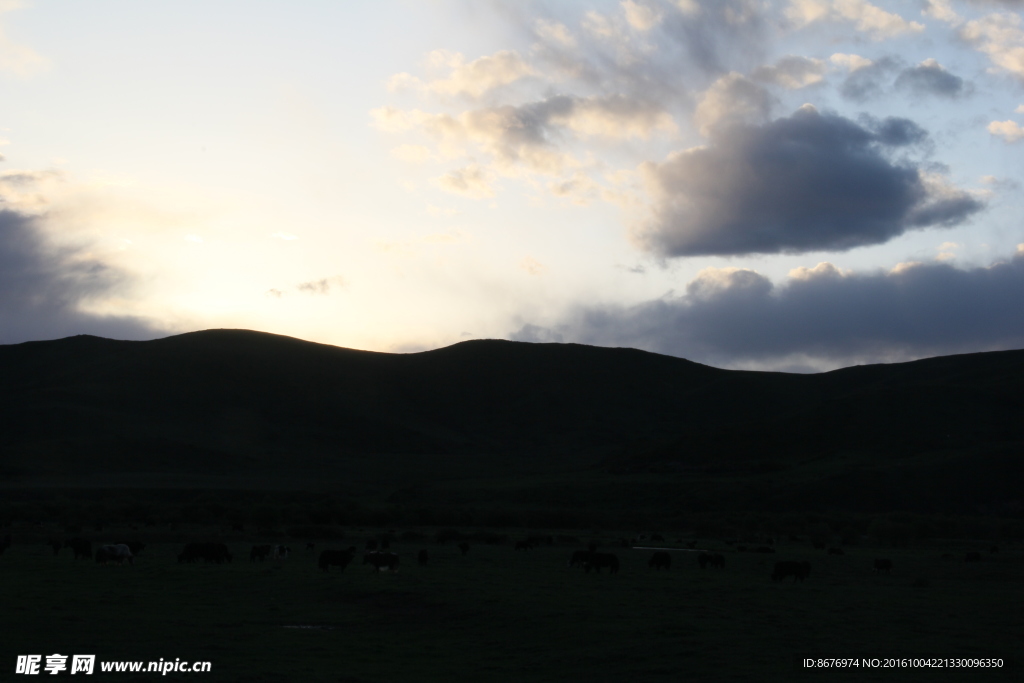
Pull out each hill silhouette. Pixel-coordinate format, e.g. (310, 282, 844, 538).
(1, 329, 1021, 515)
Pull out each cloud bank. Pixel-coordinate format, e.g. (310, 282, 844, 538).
(0, 206, 166, 344)
(512, 248, 1024, 371)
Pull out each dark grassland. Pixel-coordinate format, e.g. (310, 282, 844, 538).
(1, 528, 1020, 683)
(1, 330, 1022, 680)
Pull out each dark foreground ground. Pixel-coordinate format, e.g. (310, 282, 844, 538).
(1, 528, 1020, 683)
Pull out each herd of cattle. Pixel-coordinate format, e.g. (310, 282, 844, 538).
(0, 532, 1003, 583)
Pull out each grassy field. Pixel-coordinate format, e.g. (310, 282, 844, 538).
(1, 530, 1020, 682)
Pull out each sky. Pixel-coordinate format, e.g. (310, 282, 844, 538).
(1, 0, 1022, 372)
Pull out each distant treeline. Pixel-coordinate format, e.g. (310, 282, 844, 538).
(1, 489, 1021, 545)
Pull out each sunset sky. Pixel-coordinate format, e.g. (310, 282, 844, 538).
(1, 0, 1022, 371)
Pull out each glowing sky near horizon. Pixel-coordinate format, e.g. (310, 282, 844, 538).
(1, 0, 1022, 371)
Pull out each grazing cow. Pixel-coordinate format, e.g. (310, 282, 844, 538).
(964, 552, 981, 563)
(698, 553, 711, 569)
(708, 553, 725, 569)
(771, 561, 811, 582)
(306, 542, 315, 552)
(569, 550, 590, 568)
(318, 547, 356, 572)
(363, 551, 399, 572)
(650, 534, 665, 542)
(178, 542, 231, 564)
(458, 542, 470, 556)
(272, 545, 291, 560)
(96, 544, 133, 565)
(989, 545, 999, 554)
(231, 523, 244, 533)
(584, 553, 619, 574)
(686, 541, 697, 549)
(827, 547, 844, 555)
(515, 540, 531, 551)
(126, 541, 145, 556)
(649, 552, 671, 570)
(64, 538, 92, 560)
(0, 533, 10, 555)
(250, 544, 272, 562)
(417, 549, 429, 566)
(873, 558, 893, 574)
(48, 539, 62, 556)
(812, 541, 825, 550)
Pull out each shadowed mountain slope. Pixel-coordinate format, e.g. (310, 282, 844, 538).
(0, 329, 1021, 513)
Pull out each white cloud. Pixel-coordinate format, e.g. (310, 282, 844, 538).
(693, 72, 774, 137)
(960, 12, 1024, 79)
(622, 0, 661, 31)
(988, 119, 1024, 142)
(787, 0, 924, 40)
(788, 261, 847, 280)
(922, 0, 962, 26)
(753, 55, 827, 89)
(829, 52, 873, 72)
(418, 50, 534, 99)
(533, 18, 577, 49)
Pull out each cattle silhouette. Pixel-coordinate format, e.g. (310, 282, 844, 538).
(873, 558, 893, 574)
(583, 553, 619, 574)
(250, 544, 272, 562)
(417, 549, 429, 566)
(364, 551, 399, 572)
(64, 538, 92, 560)
(458, 542, 470, 556)
(827, 547, 844, 555)
(771, 561, 811, 582)
(0, 533, 10, 555)
(964, 551, 981, 563)
(648, 552, 671, 570)
(319, 547, 356, 572)
(569, 550, 590, 568)
(708, 553, 725, 569)
(698, 552, 711, 569)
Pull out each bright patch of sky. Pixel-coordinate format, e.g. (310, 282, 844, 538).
(1, 0, 1022, 370)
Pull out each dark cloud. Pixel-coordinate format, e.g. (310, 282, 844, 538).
(0, 208, 165, 344)
(511, 250, 1024, 371)
(634, 106, 984, 257)
(297, 277, 346, 295)
(864, 115, 930, 147)
(894, 59, 971, 99)
(839, 56, 901, 102)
